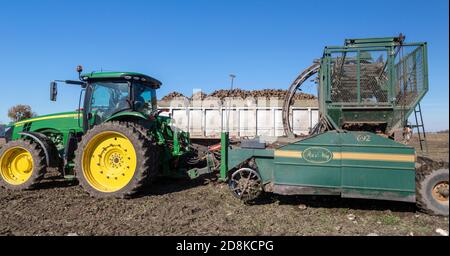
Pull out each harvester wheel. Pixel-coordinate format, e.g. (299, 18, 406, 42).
(74, 122, 158, 198)
(0, 139, 47, 190)
(229, 168, 263, 203)
(416, 168, 449, 216)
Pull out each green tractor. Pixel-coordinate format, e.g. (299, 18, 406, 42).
(0, 66, 212, 198)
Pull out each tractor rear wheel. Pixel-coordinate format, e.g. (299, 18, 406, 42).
(0, 139, 47, 190)
(74, 122, 157, 198)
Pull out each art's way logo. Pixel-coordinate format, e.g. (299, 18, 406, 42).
(302, 147, 333, 163)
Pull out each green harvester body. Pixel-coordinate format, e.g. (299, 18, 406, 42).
(222, 131, 416, 202)
(220, 35, 429, 203)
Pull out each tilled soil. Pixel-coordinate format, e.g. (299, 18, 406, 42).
(0, 134, 448, 236)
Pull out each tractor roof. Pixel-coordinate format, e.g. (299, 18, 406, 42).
(81, 72, 162, 88)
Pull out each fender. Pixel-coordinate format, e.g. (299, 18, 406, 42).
(18, 131, 61, 167)
(104, 111, 147, 123)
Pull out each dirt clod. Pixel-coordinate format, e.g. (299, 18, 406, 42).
(435, 228, 449, 236)
(347, 214, 356, 221)
(298, 204, 307, 210)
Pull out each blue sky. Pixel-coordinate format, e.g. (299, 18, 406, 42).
(0, 0, 448, 131)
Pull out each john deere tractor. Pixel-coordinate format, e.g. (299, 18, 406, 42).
(0, 66, 210, 198)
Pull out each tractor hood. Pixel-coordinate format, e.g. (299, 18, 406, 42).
(12, 111, 81, 127)
(7, 111, 83, 142)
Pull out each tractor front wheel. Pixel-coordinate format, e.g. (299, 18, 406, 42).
(74, 122, 157, 198)
(0, 139, 47, 190)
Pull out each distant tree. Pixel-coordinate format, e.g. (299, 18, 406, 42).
(7, 104, 37, 122)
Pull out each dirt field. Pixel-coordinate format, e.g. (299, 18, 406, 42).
(409, 132, 449, 162)
(0, 134, 448, 236)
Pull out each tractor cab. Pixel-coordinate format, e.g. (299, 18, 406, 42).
(50, 67, 162, 131)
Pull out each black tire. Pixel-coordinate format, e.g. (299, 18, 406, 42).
(126, 122, 160, 182)
(74, 121, 158, 198)
(0, 139, 47, 190)
(416, 168, 449, 216)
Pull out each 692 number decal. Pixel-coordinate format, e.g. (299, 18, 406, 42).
(356, 134, 371, 142)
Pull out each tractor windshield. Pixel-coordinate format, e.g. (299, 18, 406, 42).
(89, 82, 130, 124)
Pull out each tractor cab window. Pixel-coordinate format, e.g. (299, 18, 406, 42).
(89, 82, 130, 125)
(133, 82, 157, 114)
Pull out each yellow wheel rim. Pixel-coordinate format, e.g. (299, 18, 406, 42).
(0, 147, 34, 185)
(82, 131, 137, 193)
(432, 181, 449, 205)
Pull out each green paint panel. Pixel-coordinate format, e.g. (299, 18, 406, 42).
(341, 167, 415, 192)
(274, 135, 342, 187)
(219, 132, 229, 181)
(274, 164, 341, 188)
(254, 157, 275, 184)
(228, 148, 273, 172)
(105, 111, 147, 122)
(225, 131, 416, 202)
(12, 111, 82, 139)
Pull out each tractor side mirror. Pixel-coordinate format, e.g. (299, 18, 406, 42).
(50, 81, 58, 101)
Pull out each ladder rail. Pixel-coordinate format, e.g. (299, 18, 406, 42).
(412, 103, 429, 155)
